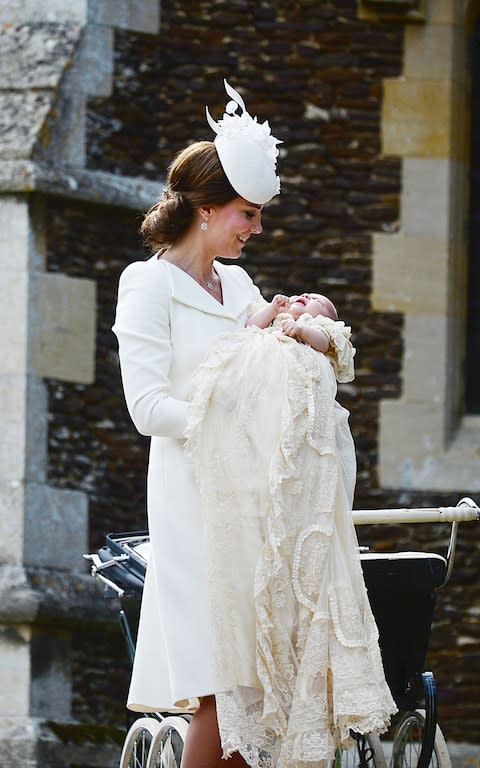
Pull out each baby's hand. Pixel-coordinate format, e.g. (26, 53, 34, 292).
(271, 294, 291, 315)
(281, 318, 302, 339)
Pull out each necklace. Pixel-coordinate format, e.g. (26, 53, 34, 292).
(186, 267, 216, 291)
(164, 251, 217, 291)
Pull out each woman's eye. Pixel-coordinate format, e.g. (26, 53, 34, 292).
(244, 211, 255, 219)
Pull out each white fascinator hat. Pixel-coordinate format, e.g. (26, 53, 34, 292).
(206, 79, 282, 205)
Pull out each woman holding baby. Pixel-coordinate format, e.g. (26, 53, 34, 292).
(113, 79, 396, 768)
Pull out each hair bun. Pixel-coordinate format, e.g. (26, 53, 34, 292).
(140, 141, 238, 252)
(141, 188, 193, 250)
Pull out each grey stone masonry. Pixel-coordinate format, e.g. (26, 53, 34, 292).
(0, 1, 160, 765)
(0, 160, 161, 210)
(0, 0, 160, 181)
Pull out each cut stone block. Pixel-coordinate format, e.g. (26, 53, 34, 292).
(88, 0, 160, 33)
(402, 157, 452, 239)
(0, 0, 88, 23)
(0, 92, 53, 161)
(23, 484, 88, 571)
(30, 627, 72, 718)
(0, 376, 28, 483)
(403, 313, 448, 404)
(0, 374, 47, 485)
(404, 23, 457, 81)
(0, 271, 29, 375)
(73, 23, 114, 98)
(372, 234, 449, 313)
(0, 623, 31, 716)
(31, 273, 96, 384)
(0, 22, 80, 89)
(0, 196, 45, 272)
(378, 400, 446, 487)
(383, 78, 451, 157)
(0, 483, 25, 567)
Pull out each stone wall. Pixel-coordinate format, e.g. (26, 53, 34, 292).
(43, 0, 480, 748)
(0, 2, 159, 764)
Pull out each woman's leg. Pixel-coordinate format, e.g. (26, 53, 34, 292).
(180, 695, 249, 768)
(181, 696, 221, 768)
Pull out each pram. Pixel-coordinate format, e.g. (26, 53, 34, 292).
(85, 497, 479, 768)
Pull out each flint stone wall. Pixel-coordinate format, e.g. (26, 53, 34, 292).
(45, 0, 479, 744)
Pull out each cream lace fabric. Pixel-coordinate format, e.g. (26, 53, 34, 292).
(185, 321, 396, 768)
(272, 313, 356, 384)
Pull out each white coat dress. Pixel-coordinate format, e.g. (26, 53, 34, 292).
(112, 255, 264, 712)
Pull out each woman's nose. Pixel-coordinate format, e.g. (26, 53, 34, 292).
(251, 217, 263, 235)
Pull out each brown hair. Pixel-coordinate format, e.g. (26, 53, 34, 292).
(140, 141, 238, 251)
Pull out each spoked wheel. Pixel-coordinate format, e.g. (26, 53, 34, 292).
(147, 716, 189, 768)
(335, 733, 387, 768)
(119, 715, 188, 768)
(392, 710, 451, 768)
(119, 717, 161, 768)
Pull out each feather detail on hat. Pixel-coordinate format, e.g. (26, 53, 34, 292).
(206, 79, 282, 205)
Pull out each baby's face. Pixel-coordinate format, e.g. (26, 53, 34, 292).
(289, 293, 334, 320)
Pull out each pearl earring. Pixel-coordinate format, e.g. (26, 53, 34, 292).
(201, 221, 208, 231)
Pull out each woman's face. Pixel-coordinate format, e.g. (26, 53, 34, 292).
(205, 197, 264, 259)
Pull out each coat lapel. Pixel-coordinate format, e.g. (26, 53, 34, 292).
(159, 259, 253, 320)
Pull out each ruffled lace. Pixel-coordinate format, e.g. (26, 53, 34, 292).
(272, 313, 355, 383)
(185, 325, 396, 768)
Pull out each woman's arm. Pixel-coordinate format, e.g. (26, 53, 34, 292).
(112, 261, 188, 439)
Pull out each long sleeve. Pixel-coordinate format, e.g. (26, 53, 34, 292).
(112, 261, 188, 439)
(299, 315, 356, 383)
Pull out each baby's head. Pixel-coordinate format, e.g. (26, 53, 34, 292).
(289, 293, 338, 321)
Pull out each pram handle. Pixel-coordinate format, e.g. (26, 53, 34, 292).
(83, 553, 127, 597)
(353, 497, 478, 588)
(352, 501, 479, 525)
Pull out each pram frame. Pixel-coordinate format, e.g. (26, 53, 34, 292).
(84, 497, 479, 768)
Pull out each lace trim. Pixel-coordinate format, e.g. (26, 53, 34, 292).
(273, 314, 356, 383)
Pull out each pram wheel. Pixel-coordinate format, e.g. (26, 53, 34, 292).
(335, 733, 387, 768)
(392, 710, 451, 768)
(119, 715, 188, 768)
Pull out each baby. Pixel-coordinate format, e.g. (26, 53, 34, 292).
(246, 292, 338, 353)
(245, 291, 354, 385)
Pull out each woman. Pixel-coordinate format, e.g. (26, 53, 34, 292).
(114, 81, 396, 768)
(113, 80, 280, 768)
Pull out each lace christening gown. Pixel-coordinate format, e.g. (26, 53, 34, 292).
(185, 314, 397, 768)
